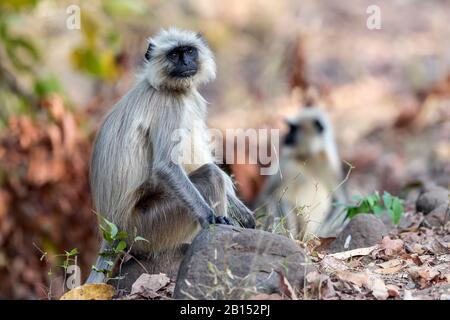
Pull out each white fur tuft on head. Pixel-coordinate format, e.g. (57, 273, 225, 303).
(140, 27, 216, 90)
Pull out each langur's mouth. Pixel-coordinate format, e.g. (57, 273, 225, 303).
(178, 69, 197, 78)
(174, 69, 197, 78)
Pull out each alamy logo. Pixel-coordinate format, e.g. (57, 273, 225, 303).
(66, 5, 81, 30)
(65, 265, 81, 289)
(366, 5, 382, 30)
(170, 122, 280, 176)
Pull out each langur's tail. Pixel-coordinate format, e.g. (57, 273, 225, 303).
(85, 240, 118, 284)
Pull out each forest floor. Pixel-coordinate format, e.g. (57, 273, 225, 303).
(303, 218, 450, 300)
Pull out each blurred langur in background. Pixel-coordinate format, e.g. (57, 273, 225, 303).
(254, 103, 348, 240)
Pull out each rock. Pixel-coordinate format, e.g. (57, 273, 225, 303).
(109, 244, 189, 293)
(416, 185, 449, 214)
(329, 214, 387, 253)
(174, 225, 311, 299)
(381, 211, 424, 231)
(424, 204, 449, 227)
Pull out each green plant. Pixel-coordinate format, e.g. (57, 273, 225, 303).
(341, 191, 404, 225)
(94, 212, 149, 279)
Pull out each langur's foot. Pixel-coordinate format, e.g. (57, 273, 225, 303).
(208, 215, 233, 225)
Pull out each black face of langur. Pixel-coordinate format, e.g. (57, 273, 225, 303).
(165, 46, 199, 78)
(284, 117, 326, 158)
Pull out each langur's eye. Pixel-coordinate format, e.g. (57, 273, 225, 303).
(313, 119, 324, 133)
(170, 52, 178, 59)
(187, 48, 194, 54)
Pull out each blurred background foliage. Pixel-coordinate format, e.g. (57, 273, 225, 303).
(0, 0, 449, 298)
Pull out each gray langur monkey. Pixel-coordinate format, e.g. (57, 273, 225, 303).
(255, 107, 347, 240)
(86, 28, 255, 284)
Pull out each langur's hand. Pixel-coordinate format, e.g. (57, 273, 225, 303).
(207, 214, 233, 226)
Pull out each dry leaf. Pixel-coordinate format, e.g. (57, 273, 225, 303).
(60, 284, 115, 300)
(328, 245, 377, 260)
(306, 271, 336, 299)
(315, 237, 336, 252)
(276, 270, 298, 300)
(374, 259, 404, 274)
(336, 270, 388, 300)
(378, 259, 402, 269)
(248, 293, 284, 300)
(369, 277, 389, 300)
(408, 266, 440, 288)
(427, 240, 450, 255)
(335, 270, 369, 287)
(386, 284, 400, 297)
(379, 236, 404, 257)
(321, 255, 349, 273)
(131, 273, 171, 295)
(374, 264, 404, 275)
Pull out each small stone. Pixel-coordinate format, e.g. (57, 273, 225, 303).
(424, 204, 449, 227)
(329, 214, 387, 253)
(416, 185, 449, 215)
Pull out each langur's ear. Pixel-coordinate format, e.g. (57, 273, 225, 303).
(284, 117, 296, 127)
(302, 86, 319, 108)
(145, 43, 155, 61)
(196, 32, 209, 46)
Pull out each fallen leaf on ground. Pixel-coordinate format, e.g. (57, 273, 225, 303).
(248, 293, 284, 300)
(374, 259, 404, 274)
(379, 236, 404, 257)
(315, 237, 336, 252)
(426, 240, 450, 255)
(408, 266, 440, 288)
(335, 270, 369, 287)
(369, 277, 389, 300)
(276, 270, 298, 300)
(320, 255, 349, 273)
(305, 271, 336, 299)
(335, 270, 389, 300)
(131, 273, 171, 295)
(386, 284, 400, 297)
(328, 245, 377, 260)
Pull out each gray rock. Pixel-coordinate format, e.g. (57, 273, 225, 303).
(329, 214, 387, 253)
(109, 244, 189, 293)
(416, 186, 449, 215)
(424, 204, 449, 227)
(174, 225, 311, 300)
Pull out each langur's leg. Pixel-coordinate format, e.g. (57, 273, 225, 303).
(188, 163, 227, 216)
(207, 164, 256, 228)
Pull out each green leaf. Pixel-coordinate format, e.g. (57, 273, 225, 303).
(100, 225, 113, 242)
(366, 194, 378, 208)
(4, 36, 40, 71)
(390, 198, 404, 225)
(115, 240, 127, 253)
(134, 236, 149, 243)
(116, 231, 128, 240)
(103, 0, 147, 18)
(383, 192, 393, 209)
(68, 248, 78, 256)
(373, 205, 384, 217)
(104, 219, 118, 238)
(34, 74, 62, 98)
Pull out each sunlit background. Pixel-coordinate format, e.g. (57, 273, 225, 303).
(0, 0, 449, 298)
